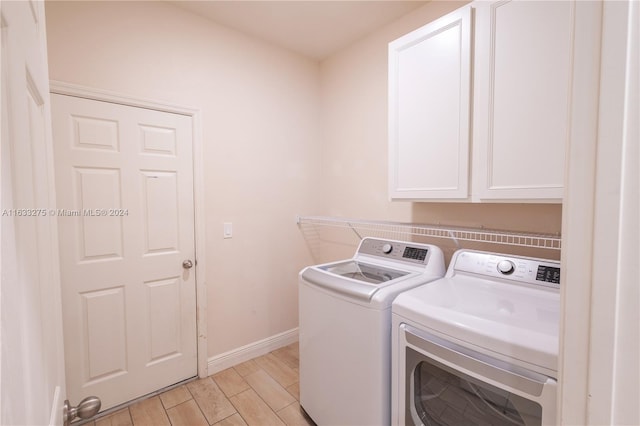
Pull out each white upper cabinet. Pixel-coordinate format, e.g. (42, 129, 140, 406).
(388, 7, 472, 200)
(389, 1, 577, 202)
(472, 1, 572, 201)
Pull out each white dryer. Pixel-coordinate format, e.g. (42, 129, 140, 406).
(392, 250, 561, 426)
(299, 238, 445, 426)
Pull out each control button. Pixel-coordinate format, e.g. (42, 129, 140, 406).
(497, 260, 515, 275)
(382, 243, 393, 254)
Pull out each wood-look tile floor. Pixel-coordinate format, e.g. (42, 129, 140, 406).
(87, 342, 315, 426)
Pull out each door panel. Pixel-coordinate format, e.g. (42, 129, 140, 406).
(75, 167, 124, 260)
(51, 94, 197, 411)
(142, 171, 179, 253)
(82, 287, 128, 383)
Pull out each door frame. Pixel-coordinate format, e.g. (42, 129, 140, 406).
(559, 0, 639, 424)
(49, 80, 209, 379)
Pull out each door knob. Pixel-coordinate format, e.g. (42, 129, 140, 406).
(183, 259, 193, 269)
(63, 396, 101, 426)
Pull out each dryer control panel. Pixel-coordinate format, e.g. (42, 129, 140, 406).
(452, 251, 560, 288)
(357, 238, 431, 266)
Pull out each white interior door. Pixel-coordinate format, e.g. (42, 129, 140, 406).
(1, 1, 67, 424)
(51, 94, 197, 411)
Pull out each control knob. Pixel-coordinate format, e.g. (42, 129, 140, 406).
(382, 243, 393, 254)
(497, 260, 515, 275)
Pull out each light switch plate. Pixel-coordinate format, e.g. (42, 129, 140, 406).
(223, 222, 232, 239)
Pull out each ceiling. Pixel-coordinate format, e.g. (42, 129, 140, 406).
(168, 1, 428, 60)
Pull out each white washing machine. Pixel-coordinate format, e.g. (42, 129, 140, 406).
(299, 238, 445, 426)
(391, 250, 561, 426)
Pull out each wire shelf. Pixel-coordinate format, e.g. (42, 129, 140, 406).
(296, 215, 562, 251)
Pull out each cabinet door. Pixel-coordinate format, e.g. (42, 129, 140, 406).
(473, 1, 574, 201)
(389, 7, 472, 200)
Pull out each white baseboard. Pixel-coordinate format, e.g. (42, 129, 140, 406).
(207, 328, 298, 376)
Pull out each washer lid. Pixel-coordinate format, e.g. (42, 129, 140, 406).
(392, 274, 560, 373)
(319, 260, 410, 284)
(301, 260, 418, 301)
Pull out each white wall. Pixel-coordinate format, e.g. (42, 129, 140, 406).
(44, 1, 322, 358)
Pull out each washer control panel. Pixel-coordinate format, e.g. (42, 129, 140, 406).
(453, 251, 560, 288)
(358, 238, 430, 265)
